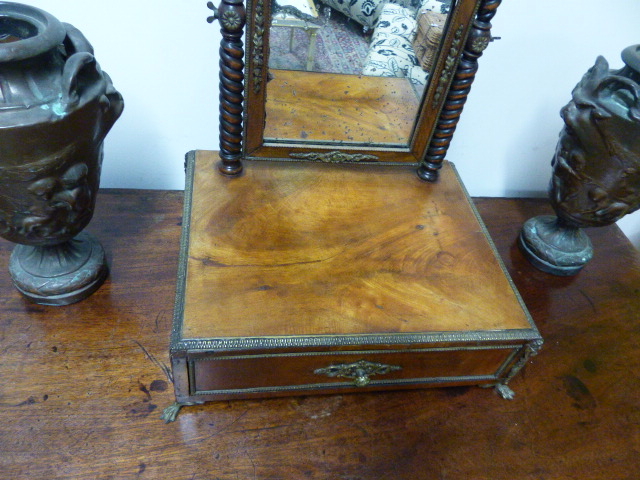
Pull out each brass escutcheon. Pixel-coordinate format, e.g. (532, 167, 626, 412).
(314, 359, 402, 387)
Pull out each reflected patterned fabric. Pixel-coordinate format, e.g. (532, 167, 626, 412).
(361, 4, 428, 88)
(316, 0, 451, 29)
(420, 0, 452, 14)
(318, 0, 414, 29)
(317, 0, 450, 86)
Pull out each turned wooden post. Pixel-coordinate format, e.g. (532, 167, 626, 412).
(418, 0, 501, 182)
(207, 0, 246, 176)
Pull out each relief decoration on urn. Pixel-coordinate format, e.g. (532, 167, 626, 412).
(0, 2, 124, 304)
(520, 45, 640, 275)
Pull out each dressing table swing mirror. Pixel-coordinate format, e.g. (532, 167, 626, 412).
(166, 0, 542, 419)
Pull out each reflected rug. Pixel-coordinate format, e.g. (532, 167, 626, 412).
(268, 13, 370, 74)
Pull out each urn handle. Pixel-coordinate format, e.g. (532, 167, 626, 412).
(59, 52, 100, 114)
(54, 23, 100, 115)
(62, 23, 94, 56)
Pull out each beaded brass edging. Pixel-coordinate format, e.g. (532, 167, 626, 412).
(171, 152, 196, 350)
(449, 162, 540, 340)
(175, 329, 541, 351)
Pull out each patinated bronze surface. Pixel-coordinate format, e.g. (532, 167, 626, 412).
(551, 46, 640, 227)
(520, 45, 640, 275)
(0, 2, 123, 304)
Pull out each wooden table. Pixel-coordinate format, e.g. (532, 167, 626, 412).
(1, 189, 638, 479)
(271, 0, 321, 71)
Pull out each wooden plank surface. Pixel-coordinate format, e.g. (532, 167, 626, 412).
(264, 70, 420, 145)
(182, 152, 532, 339)
(0, 188, 639, 479)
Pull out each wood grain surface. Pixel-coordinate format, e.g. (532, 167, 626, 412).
(182, 151, 531, 339)
(263, 70, 420, 145)
(0, 187, 639, 479)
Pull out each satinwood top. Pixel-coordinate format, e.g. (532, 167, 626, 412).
(180, 151, 532, 340)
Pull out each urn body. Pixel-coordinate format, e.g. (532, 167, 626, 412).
(0, 2, 124, 304)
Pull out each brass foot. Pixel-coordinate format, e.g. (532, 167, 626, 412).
(160, 401, 204, 422)
(495, 384, 515, 400)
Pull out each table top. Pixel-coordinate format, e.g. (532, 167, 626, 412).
(272, 0, 319, 25)
(181, 152, 532, 340)
(1, 187, 638, 479)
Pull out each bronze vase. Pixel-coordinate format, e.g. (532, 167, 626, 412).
(520, 45, 640, 275)
(0, 2, 124, 304)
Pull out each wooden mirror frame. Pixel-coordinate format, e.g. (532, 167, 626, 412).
(208, 0, 501, 181)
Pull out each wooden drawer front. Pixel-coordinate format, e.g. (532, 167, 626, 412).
(190, 346, 518, 396)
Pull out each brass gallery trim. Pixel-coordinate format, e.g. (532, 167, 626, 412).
(171, 151, 196, 348)
(289, 151, 380, 163)
(191, 374, 497, 397)
(252, 0, 265, 93)
(174, 330, 541, 351)
(191, 345, 518, 362)
(448, 162, 541, 340)
(432, 24, 465, 108)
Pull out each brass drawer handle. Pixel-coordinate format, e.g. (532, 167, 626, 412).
(314, 359, 402, 387)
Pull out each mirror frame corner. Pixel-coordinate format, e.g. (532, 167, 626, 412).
(210, 0, 502, 181)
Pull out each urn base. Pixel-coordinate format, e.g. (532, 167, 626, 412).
(519, 215, 593, 276)
(9, 232, 108, 306)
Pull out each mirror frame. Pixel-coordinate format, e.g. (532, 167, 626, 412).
(208, 0, 501, 181)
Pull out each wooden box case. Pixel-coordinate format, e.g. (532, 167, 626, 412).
(170, 151, 542, 405)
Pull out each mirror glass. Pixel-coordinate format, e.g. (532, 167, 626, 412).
(264, 0, 456, 148)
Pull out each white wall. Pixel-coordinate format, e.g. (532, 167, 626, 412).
(448, 0, 640, 248)
(20, 0, 640, 248)
(21, 0, 222, 189)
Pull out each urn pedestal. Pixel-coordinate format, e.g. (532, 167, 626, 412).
(0, 2, 124, 304)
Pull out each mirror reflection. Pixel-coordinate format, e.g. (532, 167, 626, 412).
(265, 0, 455, 147)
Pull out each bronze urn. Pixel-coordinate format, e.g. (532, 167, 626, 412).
(0, 2, 123, 304)
(520, 45, 640, 275)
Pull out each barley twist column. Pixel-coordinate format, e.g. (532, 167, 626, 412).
(418, 0, 501, 182)
(207, 0, 246, 176)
